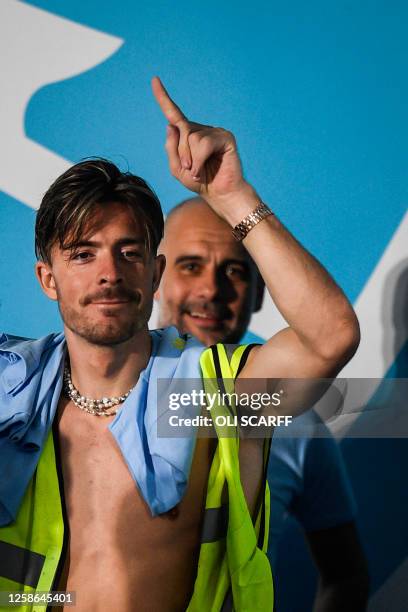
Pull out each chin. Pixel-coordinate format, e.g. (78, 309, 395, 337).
(79, 328, 137, 346)
(64, 315, 145, 347)
(192, 329, 226, 348)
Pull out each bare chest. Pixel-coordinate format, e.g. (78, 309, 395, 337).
(55, 398, 216, 610)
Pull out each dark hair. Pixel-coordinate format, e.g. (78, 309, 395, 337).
(35, 158, 164, 263)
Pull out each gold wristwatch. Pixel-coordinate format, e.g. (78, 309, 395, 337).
(232, 202, 273, 241)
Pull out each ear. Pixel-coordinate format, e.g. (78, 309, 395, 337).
(152, 254, 166, 296)
(35, 261, 58, 301)
(254, 274, 265, 313)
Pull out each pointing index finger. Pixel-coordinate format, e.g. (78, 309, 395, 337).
(151, 76, 187, 126)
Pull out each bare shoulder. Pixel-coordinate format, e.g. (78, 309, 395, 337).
(237, 326, 357, 380)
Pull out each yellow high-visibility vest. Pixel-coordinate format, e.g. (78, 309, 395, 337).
(0, 427, 64, 612)
(0, 344, 273, 611)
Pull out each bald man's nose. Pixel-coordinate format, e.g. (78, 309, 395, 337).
(194, 268, 221, 300)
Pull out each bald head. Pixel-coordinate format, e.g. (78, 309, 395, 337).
(164, 197, 204, 226)
(161, 197, 227, 245)
(156, 198, 264, 346)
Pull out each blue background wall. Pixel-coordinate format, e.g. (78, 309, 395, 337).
(0, 1, 407, 609)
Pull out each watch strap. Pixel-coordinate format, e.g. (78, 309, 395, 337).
(232, 202, 273, 241)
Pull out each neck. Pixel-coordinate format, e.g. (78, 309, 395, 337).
(64, 327, 152, 399)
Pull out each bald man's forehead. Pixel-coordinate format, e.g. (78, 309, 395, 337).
(165, 199, 229, 232)
(162, 216, 246, 261)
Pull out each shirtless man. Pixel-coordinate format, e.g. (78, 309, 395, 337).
(0, 78, 360, 611)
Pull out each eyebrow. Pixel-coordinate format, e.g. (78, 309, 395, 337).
(174, 255, 250, 269)
(174, 255, 204, 264)
(64, 238, 145, 250)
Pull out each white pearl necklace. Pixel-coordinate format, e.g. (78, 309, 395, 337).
(63, 365, 133, 416)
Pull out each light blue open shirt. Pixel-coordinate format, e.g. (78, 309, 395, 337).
(0, 326, 204, 526)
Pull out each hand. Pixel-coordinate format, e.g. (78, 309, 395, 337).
(151, 76, 251, 216)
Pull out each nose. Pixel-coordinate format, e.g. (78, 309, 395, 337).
(97, 252, 123, 285)
(194, 268, 221, 301)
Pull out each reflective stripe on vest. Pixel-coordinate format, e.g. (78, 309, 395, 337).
(0, 343, 273, 611)
(201, 504, 229, 543)
(0, 541, 45, 588)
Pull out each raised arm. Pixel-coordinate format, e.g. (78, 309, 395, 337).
(152, 77, 360, 383)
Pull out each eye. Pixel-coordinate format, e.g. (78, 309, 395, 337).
(71, 251, 93, 262)
(121, 249, 142, 261)
(225, 264, 246, 279)
(180, 262, 200, 274)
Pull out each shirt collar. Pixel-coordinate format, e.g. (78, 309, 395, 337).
(0, 332, 65, 394)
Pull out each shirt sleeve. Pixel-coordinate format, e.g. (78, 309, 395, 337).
(290, 434, 357, 532)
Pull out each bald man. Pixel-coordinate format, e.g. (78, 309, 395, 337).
(155, 198, 369, 612)
(156, 198, 265, 346)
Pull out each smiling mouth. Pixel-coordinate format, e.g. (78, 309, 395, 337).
(185, 311, 225, 328)
(189, 311, 218, 319)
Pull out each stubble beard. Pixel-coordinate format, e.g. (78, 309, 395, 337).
(58, 300, 151, 347)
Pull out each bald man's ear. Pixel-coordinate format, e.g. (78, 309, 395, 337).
(35, 261, 58, 301)
(254, 275, 265, 313)
(153, 253, 166, 297)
